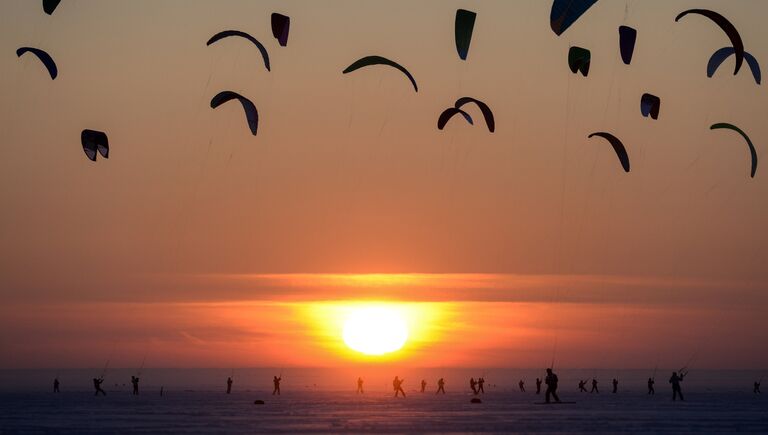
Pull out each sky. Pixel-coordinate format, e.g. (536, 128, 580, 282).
(0, 0, 767, 369)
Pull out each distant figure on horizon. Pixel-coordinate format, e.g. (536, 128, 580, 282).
(647, 377, 655, 395)
(612, 378, 618, 394)
(131, 376, 140, 395)
(519, 379, 525, 392)
(536, 378, 542, 394)
(591, 378, 599, 393)
(669, 371, 685, 401)
(420, 379, 427, 393)
(436, 378, 445, 394)
(273, 376, 282, 395)
(578, 380, 588, 392)
(478, 377, 486, 394)
(160, 386, 164, 396)
(470, 377, 478, 395)
(544, 368, 560, 403)
(357, 377, 364, 394)
(393, 376, 406, 397)
(226, 377, 233, 394)
(754, 381, 761, 394)
(53, 378, 60, 393)
(93, 377, 106, 396)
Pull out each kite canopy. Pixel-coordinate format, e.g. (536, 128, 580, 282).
(342, 55, 418, 92)
(675, 9, 744, 75)
(206, 30, 271, 72)
(588, 132, 630, 173)
(42, 0, 61, 15)
(618, 26, 637, 65)
(640, 94, 661, 120)
(455, 9, 477, 61)
(81, 130, 109, 162)
(455, 97, 495, 132)
(568, 47, 591, 77)
(550, 0, 599, 36)
(437, 107, 474, 130)
(710, 123, 758, 178)
(210, 91, 259, 136)
(271, 13, 290, 47)
(16, 47, 58, 80)
(707, 47, 761, 84)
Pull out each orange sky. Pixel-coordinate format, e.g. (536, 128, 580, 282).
(0, 1, 767, 369)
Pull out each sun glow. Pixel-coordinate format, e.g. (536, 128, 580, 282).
(342, 306, 409, 355)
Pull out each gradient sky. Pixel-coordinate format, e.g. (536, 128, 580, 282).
(1, 1, 767, 369)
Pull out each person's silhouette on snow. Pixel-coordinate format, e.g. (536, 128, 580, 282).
(53, 378, 60, 393)
(469, 377, 478, 395)
(478, 377, 485, 394)
(754, 381, 761, 394)
(436, 378, 446, 394)
(93, 377, 106, 396)
(612, 378, 618, 394)
(647, 377, 655, 395)
(669, 371, 685, 401)
(393, 376, 406, 397)
(591, 378, 599, 393)
(536, 378, 542, 394)
(131, 376, 140, 395)
(578, 380, 587, 392)
(226, 377, 233, 394)
(420, 379, 427, 393)
(273, 376, 281, 395)
(519, 380, 525, 392)
(544, 368, 561, 403)
(357, 377, 364, 393)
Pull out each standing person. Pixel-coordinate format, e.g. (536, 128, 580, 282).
(590, 378, 599, 393)
(535, 378, 542, 394)
(356, 377, 364, 394)
(518, 379, 525, 392)
(436, 378, 446, 394)
(131, 376, 140, 395)
(420, 379, 427, 393)
(393, 376, 406, 397)
(469, 377, 477, 395)
(272, 376, 282, 395)
(754, 381, 761, 394)
(477, 377, 486, 394)
(578, 380, 588, 392)
(53, 378, 60, 393)
(93, 377, 106, 396)
(612, 378, 618, 394)
(544, 368, 561, 404)
(669, 371, 685, 401)
(647, 377, 655, 395)
(226, 377, 233, 394)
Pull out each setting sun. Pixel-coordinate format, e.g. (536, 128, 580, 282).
(342, 306, 409, 355)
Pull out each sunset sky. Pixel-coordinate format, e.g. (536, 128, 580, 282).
(1, 1, 767, 370)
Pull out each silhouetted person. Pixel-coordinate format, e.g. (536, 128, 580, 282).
(53, 378, 60, 393)
(357, 377, 364, 393)
(226, 377, 233, 394)
(536, 378, 542, 394)
(519, 380, 525, 392)
(578, 380, 587, 392)
(469, 377, 478, 395)
(545, 368, 560, 403)
(754, 381, 761, 394)
(478, 377, 485, 394)
(420, 379, 427, 393)
(647, 378, 655, 395)
(436, 378, 445, 394)
(612, 378, 618, 394)
(131, 376, 140, 395)
(393, 376, 406, 397)
(591, 378, 599, 393)
(273, 376, 281, 395)
(93, 377, 106, 396)
(160, 386, 164, 396)
(669, 371, 685, 401)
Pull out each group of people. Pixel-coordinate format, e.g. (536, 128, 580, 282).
(469, 377, 486, 395)
(225, 375, 281, 395)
